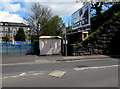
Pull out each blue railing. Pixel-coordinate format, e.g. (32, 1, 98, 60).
(0, 42, 34, 54)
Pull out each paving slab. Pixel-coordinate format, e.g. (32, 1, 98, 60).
(48, 70, 66, 78)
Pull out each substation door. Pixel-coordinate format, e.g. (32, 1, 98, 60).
(39, 39, 52, 55)
(39, 37, 61, 55)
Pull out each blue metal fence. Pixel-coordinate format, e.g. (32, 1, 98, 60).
(0, 42, 34, 54)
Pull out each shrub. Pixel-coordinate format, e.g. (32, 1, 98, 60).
(33, 40, 40, 55)
(15, 28, 25, 41)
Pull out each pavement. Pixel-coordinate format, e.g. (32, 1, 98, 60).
(1, 54, 118, 64)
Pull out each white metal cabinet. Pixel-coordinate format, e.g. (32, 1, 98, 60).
(39, 36, 61, 55)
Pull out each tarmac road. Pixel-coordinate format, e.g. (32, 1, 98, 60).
(2, 57, 119, 87)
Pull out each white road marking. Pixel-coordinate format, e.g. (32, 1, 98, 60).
(74, 65, 119, 71)
(19, 73, 26, 76)
(3, 65, 119, 79)
(3, 71, 44, 79)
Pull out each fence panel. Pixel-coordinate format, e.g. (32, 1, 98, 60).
(0, 42, 34, 54)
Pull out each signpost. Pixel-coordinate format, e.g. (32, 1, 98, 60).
(62, 24, 67, 56)
(62, 3, 91, 56)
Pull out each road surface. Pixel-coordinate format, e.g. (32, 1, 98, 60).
(2, 57, 119, 87)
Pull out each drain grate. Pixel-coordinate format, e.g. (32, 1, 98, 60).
(76, 65, 90, 68)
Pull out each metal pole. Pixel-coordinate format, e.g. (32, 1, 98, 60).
(65, 34, 67, 56)
(62, 23, 67, 56)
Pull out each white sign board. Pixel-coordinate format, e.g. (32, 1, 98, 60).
(72, 3, 91, 30)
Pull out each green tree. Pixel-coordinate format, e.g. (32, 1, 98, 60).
(41, 15, 64, 36)
(15, 28, 26, 41)
(91, 2, 103, 16)
(25, 3, 52, 39)
(91, 2, 116, 16)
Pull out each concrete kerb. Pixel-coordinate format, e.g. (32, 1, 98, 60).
(56, 55, 111, 62)
(35, 55, 111, 62)
(2, 55, 115, 65)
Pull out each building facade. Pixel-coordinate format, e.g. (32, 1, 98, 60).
(0, 22, 30, 42)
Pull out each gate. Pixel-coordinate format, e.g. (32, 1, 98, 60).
(0, 42, 33, 54)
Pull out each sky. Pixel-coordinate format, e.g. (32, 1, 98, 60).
(0, 0, 84, 26)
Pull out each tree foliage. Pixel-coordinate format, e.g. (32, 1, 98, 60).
(25, 3, 66, 44)
(91, 2, 120, 32)
(41, 15, 64, 36)
(91, 2, 117, 16)
(91, 2, 104, 16)
(15, 28, 26, 41)
(25, 3, 52, 38)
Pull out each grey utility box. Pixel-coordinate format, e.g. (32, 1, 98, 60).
(39, 36, 61, 55)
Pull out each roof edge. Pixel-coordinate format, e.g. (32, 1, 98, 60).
(39, 36, 62, 39)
